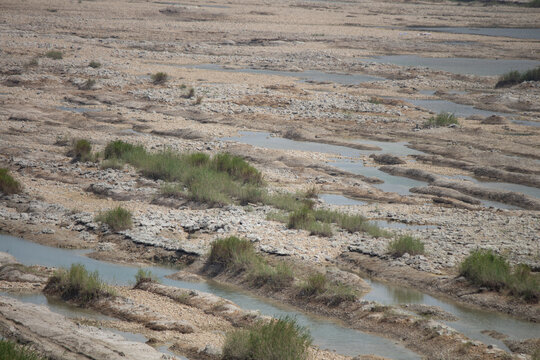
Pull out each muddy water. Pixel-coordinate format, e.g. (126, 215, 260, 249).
(177, 63, 385, 85)
(409, 27, 540, 40)
(0, 234, 419, 359)
(222, 131, 538, 207)
(361, 55, 540, 76)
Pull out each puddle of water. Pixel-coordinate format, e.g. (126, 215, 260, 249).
(0, 234, 419, 360)
(363, 279, 539, 351)
(319, 193, 367, 206)
(409, 27, 540, 40)
(58, 106, 100, 114)
(448, 174, 540, 199)
(361, 55, 540, 76)
(176, 63, 385, 85)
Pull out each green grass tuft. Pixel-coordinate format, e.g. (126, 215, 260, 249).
(208, 236, 259, 272)
(44, 263, 113, 302)
(0, 340, 45, 360)
(425, 112, 458, 128)
(496, 66, 540, 88)
(88, 60, 101, 68)
(45, 50, 63, 60)
(134, 269, 158, 287)
(95, 206, 133, 231)
(298, 272, 356, 306)
(151, 72, 168, 84)
(248, 262, 294, 290)
(70, 139, 93, 162)
(0, 168, 22, 195)
(388, 235, 425, 257)
(222, 316, 312, 360)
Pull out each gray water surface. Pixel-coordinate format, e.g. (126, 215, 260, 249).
(178, 63, 385, 85)
(0, 234, 419, 360)
(409, 27, 540, 40)
(361, 55, 540, 76)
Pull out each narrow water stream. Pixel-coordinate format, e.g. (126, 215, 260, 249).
(0, 234, 419, 360)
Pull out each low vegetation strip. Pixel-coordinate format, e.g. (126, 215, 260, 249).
(388, 235, 425, 257)
(222, 316, 312, 360)
(460, 249, 539, 302)
(44, 264, 114, 302)
(0, 168, 22, 195)
(95, 206, 133, 231)
(0, 340, 45, 360)
(496, 66, 540, 88)
(424, 112, 458, 128)
(207, 237, 356, 305)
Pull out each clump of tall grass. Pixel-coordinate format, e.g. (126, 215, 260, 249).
(425, 112, 458, 128)
(287, 206, 333, 237)
(151, 72, 168, 84)
(0, 168, 22, 195)
(222, 316, 312, 360)
(88, 60, 101, 68)
(45, 50, 63, 60)
(69, 139, 93, 162)
(134, 269, 158, 287)
(248, 262, 294, 290)
(460, 249, 539, 302)
(0, 340, 45, 360)
(388, 235, 425, 257)
(102, 140, 263, 206)
(298, 272, 356, 306)
(44, 264, 113, 302)
(495, 66, 540, 88)
(95, 206, 133, 231)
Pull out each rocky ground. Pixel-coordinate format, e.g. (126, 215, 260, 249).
(0, 0, 539, 358)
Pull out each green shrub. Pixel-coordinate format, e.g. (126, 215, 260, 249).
(103, 140, 142, 160)
(496, 66, 540, 88)
(71, 139, 93, 162)
(211, 153, 263, 185)
(0, 168, 22, 195)
(249, 262, 294, 290)
(0, 339, 45, 360)
(300, 272, 327, 297)
(388, 235, 425, 257)
(506, 264, 539, 302)
(45, 50, 63, 60)
(134, 268, 158, 287)
(425, 112, 458, 128)
(460, 249, 510, 290)
(287, 206, 332, 236)
(88, 60, 101, 68)
(222, 316, 312, 360)
(151, 72, 168, 84)
(95, 206, 133, 231)
(207, 236, 259, 272)
(44, 263, 113, 302)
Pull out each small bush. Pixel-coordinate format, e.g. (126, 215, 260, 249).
(0, 168, 22, 195)
(208, 236, 259, 272)
(151, 72, 168, 84)
(287, 206, 332, 236)
(222, 316, 312, 360)
(460, 249, 510, 290)
(135, 269, 158, 287)
(0, 339, 45, 360)
(88, 61, 101, 68)
(212, 153, 263, 185)
(496, 67, 540, 88)
(95, 206, 133, 231)
(70, 139, 93, 162)
(388, 235, 425, 257)
(506, 264, 539, 302)
(45, 50, 63, 60)
(425, 112, 458, 128)
(44, 263, 112, 302)
(249, 262, 294, 290)
(300, 272, 327, 297)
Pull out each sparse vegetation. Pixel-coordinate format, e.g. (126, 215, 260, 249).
(151, 72, 168, 84)
(100, 158, 124, 170)
(88, 60, 101, 68)
(388, 235, 425, 257)
(185, 87, 195, 98)
(425, 112, 458, 128)
(495, 66, 540, 88)
(70, 139, 93, 162)
(95, 206, 133, 231)
(460, 249, 539, 302)
(134, 269, 158, 287)
(249, 262, 294, 290)
(80, 78, 96, 90)
(298, 272, 356, 306)
(44, 264, 113, 302)
(0, 340, 45, 360)
(0, 168, 22, 195)
(529, 0, 540, 7)
(287, 206, 333, 237)
(194, 95, 204, 104)
(25, 57, 39, 68)
(45, 50, 63, 60)
(222, 316, 312, 360)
